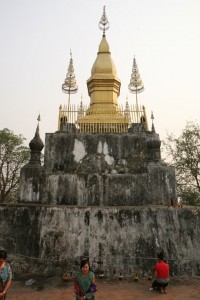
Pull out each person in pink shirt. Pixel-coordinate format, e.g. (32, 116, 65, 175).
(151, 252, 170, 294)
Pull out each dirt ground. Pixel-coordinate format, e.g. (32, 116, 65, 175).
(7, 275, 200, 300)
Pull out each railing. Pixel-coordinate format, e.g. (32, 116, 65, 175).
(58, 104, 148, 133)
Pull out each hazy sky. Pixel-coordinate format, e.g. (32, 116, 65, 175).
(0, 0, 199, 146)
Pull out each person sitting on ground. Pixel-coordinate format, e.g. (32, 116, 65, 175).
(74, 258, 97, 300)
(151, 251, 170, 294)
(0, 250, 12, 300)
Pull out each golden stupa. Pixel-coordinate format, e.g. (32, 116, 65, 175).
(76, 6, 129, 133)
(59, 6, 148, 133)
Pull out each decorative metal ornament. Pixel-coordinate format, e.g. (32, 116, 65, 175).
(99, 6, 110, 36)
(62, 50, 78, 121)
(128, 57, 144, 94)
(62, 50, 78, 95)
(128, 56, 144, 123)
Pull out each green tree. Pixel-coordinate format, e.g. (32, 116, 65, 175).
(0, 128, 30, 203)
(163, 121, 200, 205)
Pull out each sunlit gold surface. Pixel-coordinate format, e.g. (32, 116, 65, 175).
(58, 104, 148, 132)
(77, 36, 130, 133)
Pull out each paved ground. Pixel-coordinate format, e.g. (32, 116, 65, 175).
(7, 275, 200, 300)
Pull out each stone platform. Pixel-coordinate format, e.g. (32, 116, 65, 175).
(19, 131, 177, 206)
(1, 204, 200, 276)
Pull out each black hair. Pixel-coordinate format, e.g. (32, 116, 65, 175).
(157, 251, 164, 261)
(0, 250, 7, 260)
(80, 258, 90, 269)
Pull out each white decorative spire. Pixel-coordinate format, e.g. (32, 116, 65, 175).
(62, 50, 78, 120)
(128, 56, 144, 122)
(99, 6, 110, 36)
(62, 50, 78, 95)
(128, 56, 144, 94)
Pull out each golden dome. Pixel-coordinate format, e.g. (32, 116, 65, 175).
(91, 36, 117, 76)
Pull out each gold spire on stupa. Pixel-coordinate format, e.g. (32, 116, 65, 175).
(76, 6, 129, 133)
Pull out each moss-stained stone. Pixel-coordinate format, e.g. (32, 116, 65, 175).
(19, 132, 177, 206)
(1, 204, 200, 276)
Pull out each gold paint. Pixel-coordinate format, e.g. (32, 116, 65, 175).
(58, 103, 148, 132)
(76, 36, 129, 133)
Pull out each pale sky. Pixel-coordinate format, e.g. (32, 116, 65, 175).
(0, 0, 200, 147)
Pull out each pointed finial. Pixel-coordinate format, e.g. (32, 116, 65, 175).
(62, 50, 78, 94)
(151, 111, 155, 133)
(37, 114, 41, 123)
(80, 94, 83, 108)
(124, 98, 131, 124)
(128, 56, 144, 94)
(77, 97, 84, 119)
(99, 6, 110, 37)
(36, 114, 41, 134)
(125, 98, 129, 108)
(29, 120, 44, 153)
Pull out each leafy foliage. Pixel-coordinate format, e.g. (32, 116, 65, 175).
(163, 121, 200, 205)
(0, 128, 30, 203)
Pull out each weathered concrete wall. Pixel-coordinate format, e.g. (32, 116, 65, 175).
(44, 163, 176, 206)
(19, 132, 177, 205)
(19, 167, 48, 204)
(1, 204, 200, 277)
(44, 132, 158, 173)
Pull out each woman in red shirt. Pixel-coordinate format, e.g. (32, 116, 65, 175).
(151, 252, 170, 294)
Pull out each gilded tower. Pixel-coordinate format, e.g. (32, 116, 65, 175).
(58, 7, 148, 134)
(77, 6, 129, 133)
